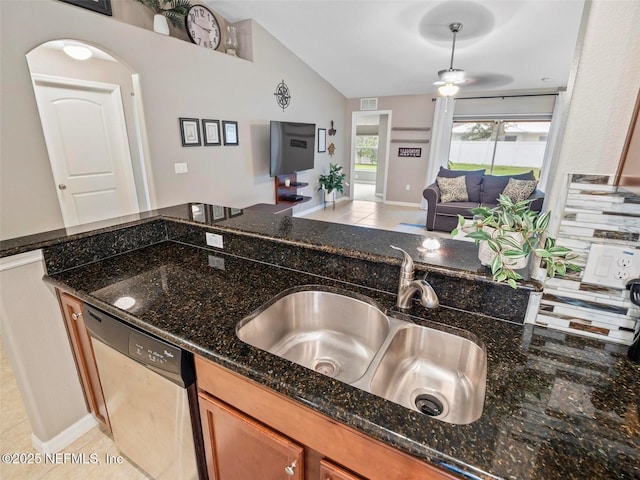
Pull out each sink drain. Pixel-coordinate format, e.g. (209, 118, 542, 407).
(313, 358, 339, 377)
(414, 394, 445, 417)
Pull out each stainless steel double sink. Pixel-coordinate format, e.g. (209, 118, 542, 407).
(236, 288, 487, 425)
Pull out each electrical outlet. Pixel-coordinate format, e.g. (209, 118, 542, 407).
(614, 270, 630, 280)
(582, 244, 640, 289)
(618, 257, 633, 268)
(405, 184, 410, 191)
(205, 232, 223, 249)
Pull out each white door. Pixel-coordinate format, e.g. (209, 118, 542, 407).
(32, 75, 139, 227)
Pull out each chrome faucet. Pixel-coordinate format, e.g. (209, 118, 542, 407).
(391, 246, 439, 310)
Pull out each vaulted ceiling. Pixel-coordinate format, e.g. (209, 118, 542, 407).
(209, 0, 585, 99)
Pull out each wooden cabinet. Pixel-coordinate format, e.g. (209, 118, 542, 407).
(57, 290, 110, 431)
(199, 393, 304, 480)
(319, 459, 363, 480)
(195, 356, 456, 480)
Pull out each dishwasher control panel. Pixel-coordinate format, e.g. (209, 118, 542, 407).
(129, 330, 181, 375)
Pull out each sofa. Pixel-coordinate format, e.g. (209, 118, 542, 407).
(423, 167, 545, 232)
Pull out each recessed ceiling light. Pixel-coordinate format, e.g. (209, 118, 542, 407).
(63, 45, 92, 60)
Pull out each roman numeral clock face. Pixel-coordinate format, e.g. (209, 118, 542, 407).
(186, 5, 221, 50)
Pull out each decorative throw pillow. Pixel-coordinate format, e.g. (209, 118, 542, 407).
(502, 178, 538, 202)
(437, 167, 485, 203)
(436, 175, 469, 203)
(480, 170, 536, 204)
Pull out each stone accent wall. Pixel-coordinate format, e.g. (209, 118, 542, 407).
(534, 174, 640, 344)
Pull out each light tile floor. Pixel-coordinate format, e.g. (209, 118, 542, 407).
(302, 195, 449, 237)
(0, 340, 148, 480)
(303, 184, 458, 240)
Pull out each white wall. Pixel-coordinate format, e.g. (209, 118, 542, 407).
(544, 0, 640, 230)
(0, 0, 345, 240)
(346, 95, 434, 204)
(0, 252, 89, 445)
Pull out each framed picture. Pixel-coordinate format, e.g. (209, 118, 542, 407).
(179, 118, 201, 147)
(398, 147, 422, 157)
(59, 0, 112, 16)
(222, 121, 239, 146)
(318, 128, 326, 153)
(201, 119, 221, 146)
(212, 205, 226, 220)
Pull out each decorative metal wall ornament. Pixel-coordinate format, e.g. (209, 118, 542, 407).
(274, 80, 291, 111)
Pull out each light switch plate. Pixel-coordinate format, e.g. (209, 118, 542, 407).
(582, 244, 640, 289)
(174, 162, 188, 174)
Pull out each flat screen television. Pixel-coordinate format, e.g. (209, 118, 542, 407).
(270, 121, 316, 177)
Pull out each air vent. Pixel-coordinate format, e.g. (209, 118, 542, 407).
(360, 98, 378, 111)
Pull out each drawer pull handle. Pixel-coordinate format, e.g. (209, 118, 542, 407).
(71, 312, 82, 320)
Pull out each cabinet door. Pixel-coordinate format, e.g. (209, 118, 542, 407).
(58, 291, 110, 430)
(319, 459, 364, 480)
(199, 392, 304, 480)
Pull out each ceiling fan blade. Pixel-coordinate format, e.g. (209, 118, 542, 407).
(464, 72, 514, 89)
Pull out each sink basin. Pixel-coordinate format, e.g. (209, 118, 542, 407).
(369, 325, 487, 425)
(237, 288, 487, 424)
(236, 290, 390, 384)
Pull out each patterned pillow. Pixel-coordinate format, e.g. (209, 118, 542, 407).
(502, 178, 538, 202)
(436, 175, 469, 203)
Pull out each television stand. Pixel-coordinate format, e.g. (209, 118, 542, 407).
(274, 174, 311, 205)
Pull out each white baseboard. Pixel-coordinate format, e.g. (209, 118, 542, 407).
(383, 200, 422, 208)
(295, 197, 348, 217)
(31, 414, 98, 454)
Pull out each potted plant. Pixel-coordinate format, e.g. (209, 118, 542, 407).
(134, 0, 191, 34)
(452, 194, 581, 288)
(318, 163, 348, 207)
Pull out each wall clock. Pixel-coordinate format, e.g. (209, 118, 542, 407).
(185, 5, 221, 50)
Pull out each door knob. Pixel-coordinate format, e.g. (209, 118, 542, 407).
(58, 184, 67, 190)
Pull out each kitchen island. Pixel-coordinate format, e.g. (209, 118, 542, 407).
(3, 203, 639, 479)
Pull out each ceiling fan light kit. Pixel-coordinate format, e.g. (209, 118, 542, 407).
(438, 83, 460, 97)
(435, 22, 465, 97)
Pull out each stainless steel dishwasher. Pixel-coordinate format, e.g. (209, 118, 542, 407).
(84, 304, 205, 480)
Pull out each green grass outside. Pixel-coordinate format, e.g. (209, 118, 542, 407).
(449, 163, 540, 179)
(354, 164, 377, 172)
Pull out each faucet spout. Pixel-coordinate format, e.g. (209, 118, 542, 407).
(398, 279, 439, 309)
(391, 245, 439, 310)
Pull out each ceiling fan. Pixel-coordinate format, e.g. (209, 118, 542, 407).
(434, 22, 465, 96)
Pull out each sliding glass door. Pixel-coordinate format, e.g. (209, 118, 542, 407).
(448, 120, 550, 179)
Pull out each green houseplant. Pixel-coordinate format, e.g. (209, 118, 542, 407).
(134, 0, 191, 28)
(318, 163, 347, 195)
(452, 194, 580, 288)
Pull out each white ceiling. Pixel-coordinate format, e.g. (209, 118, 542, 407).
(207, 0, 585, 99)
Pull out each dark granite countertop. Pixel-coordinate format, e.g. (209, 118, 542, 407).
(44, 241, 640, 480)
(1, 202, 541, 291)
